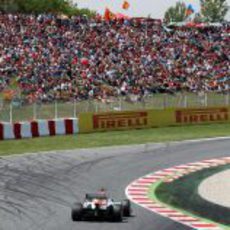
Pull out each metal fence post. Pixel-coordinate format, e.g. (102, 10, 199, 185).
(204, 93, 208, 107)
(73, 99, 77, 117)
(0, 97, 3, 110)
(95, 102, 98, 113)
(55, 100, 58, 119)
(142, 99, 145, 109)
(225, 93, 229, 106)
(184, 94, 188, 108)
(10, 103, 13, 123)
(33, 102, 37, 120)
(163, 94, 167, 109)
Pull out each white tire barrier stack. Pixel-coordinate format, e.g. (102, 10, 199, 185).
(0, 118, 79, 140)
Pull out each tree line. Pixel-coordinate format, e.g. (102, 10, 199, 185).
(164, 0, 229, 23)
(0, 0, 96, 17)
(0, 0, 228, 22)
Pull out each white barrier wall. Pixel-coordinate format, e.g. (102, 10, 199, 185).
(0, 118, 79, 140)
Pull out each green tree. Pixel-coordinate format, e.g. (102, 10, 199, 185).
(62, 6, 96, 17)
(16, 0, 72, 14)
(164, 1, 190, 23)
(193, 13, 204, 23)
(0, 0, 96, 17)
(200, 0, 229, 22)
(0, 0, 18, 12)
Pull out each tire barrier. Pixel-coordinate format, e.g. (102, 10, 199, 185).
(0, 118, 78, 140)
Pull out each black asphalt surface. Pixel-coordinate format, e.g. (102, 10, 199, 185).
(0, 139, 229, 230)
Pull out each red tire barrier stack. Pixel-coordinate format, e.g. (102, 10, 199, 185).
(0, 118, 78, 140)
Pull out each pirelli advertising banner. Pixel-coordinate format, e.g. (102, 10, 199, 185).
(78, 109, 174, 133)
(79, 111, 151, 133)
(175, 107, 229, 124)
(78, 107, 230, 133)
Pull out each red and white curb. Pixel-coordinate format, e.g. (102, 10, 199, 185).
(126, 157, 230, 230)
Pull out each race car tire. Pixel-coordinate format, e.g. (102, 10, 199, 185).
(122, 199, 131, 217)
(112, 205, 123, 222)
(71, 203, 83, 221)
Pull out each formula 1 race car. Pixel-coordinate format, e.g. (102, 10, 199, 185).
(71, 191, 131, 222)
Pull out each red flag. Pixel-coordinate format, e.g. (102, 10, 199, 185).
(104, 8, 115, 21)
(122, 1, 130, 10)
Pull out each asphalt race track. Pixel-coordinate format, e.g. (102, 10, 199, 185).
(0, 139, 230, 230)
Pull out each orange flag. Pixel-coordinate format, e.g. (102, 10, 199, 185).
(122, 1, 130, 10)
(104, 8, 110, 21)
(104, 8, 115, 21)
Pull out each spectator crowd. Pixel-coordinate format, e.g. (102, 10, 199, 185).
(0, 13, 229, 103)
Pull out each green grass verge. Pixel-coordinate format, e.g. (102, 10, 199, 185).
(154, 164, 230, 227)
(148, 182, 229, 230)
(1, 123, 230, 156)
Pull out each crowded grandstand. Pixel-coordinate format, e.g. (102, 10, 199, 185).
(0, 4, 229, 105)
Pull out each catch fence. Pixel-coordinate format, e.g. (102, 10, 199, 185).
(0, 92, 229, 123)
